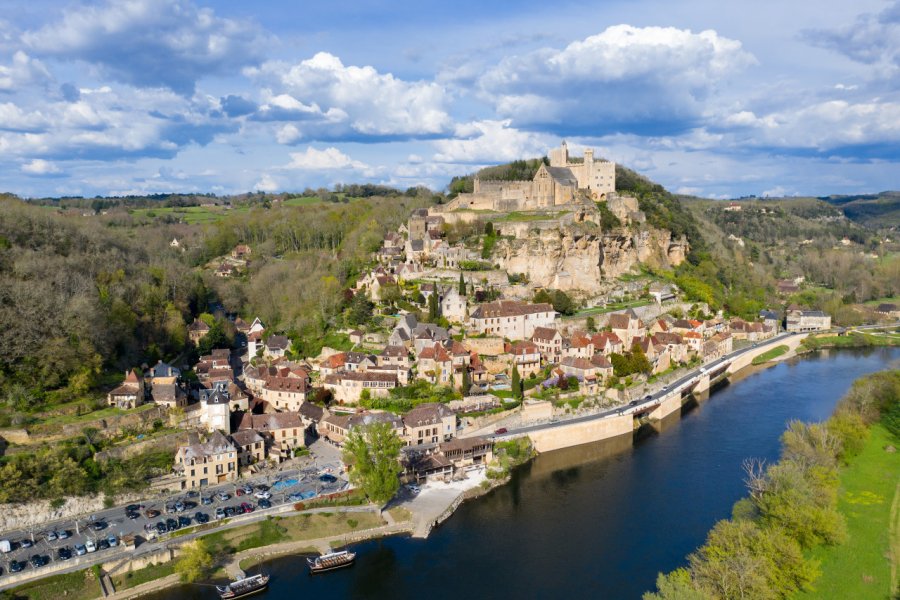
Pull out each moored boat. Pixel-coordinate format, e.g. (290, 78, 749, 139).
(216, 573, 270, 599)
(306, 549, 356, 573)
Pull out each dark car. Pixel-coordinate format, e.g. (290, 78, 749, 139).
(57, 547, 72, 561)
(126, 511, 140, 520)
(178, 516, 192, 528)
(186, 490, 199, 498)
(224, 506, 236, 518)
(494, 427, 508, 435)
(629, 399, 639, 406)
(643, 395, 652, 401)
(97, 538, 110, 550)
(29, 554, 47, 568)
(201, 496, 213, 506)
(318, 474, 337, 483)
(165, 518, 178, 532)
(258, 499, 272, 509)
(9, 560, 25, 573)
(155, 522, 166, 535)
(91, 520, 107, 531)
(126, 504, 143, 512)
(20, 538, 33, 549)
(255, 484, 270, 492)
(194, 511, 209, 524)
(183, 501, 197, 510)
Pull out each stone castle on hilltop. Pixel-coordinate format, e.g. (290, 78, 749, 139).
(445, 142, 616, 212)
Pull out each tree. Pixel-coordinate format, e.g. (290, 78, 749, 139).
(643, 568, 711, 600)
(175, 539, 213, 583)
(458, 273, 466, 296)
(342, 422, 403, 505)
(427, 292, 439, 322)
(586, 316, 597, 332)
(511, 364, 522, 400)
(484, 221, 493, 236)
(347, 293, 373, 326)
(460, 368, 471, 395)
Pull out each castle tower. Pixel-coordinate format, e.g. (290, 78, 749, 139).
(583, 149, 594, 191)
(549, 141, 568, 167)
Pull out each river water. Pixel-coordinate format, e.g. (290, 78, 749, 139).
(150, 347, 900, 600)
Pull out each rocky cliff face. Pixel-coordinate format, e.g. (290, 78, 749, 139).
(494, 226, 688, 295)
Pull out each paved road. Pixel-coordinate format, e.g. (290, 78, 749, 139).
(0, 441, 347, 578)
(491, 332, 800, 440)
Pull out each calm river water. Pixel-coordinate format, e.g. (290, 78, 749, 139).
(151, 347, 900, 600)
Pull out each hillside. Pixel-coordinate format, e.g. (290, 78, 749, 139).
(820, 191, 900, 229)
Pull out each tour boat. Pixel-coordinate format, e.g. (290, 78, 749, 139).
(306, 549, 356, 573)
(216, 573, 270, 599)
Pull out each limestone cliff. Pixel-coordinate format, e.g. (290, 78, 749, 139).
(493, 225, 688, 295)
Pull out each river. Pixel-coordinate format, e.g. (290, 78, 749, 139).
(149, 347, 900, 599)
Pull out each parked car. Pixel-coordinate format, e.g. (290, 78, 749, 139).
(29, 554, 46, 568)
(74, 544, 87, 556)
(126, 511, 140, 520)
(201, 496, 213, 506)
(643, 395, 652, 401)
(257, 499, 272, 509)
(91, 520, 107, 531)
(318, 474, 337, 484)
(240, 484, 254, 494)
(235, 488, 245, 497)
(174, 501, 186, 513)
(178, 516, 191, 528)
(186, 491, 199, 498)
(166, 518, 178, 532)
(145, 509, 161, 518)
(255, 484, 270, 492)
(406, 484, 421, 494)
(216, 492, 231, 502)
(97, 538, 110, 551)
(155, 522, 166, 535)
(9, 559, 25, 572)
(46, 531, 57, 542)
(224, 507, 236, 518)
(254, 490, 272, 500)
(287, 493, 304, 502)
(57, 529, 71, 540)
(57, 547, 72, 561)
(0, 539, 9, 553)
(195, 512, 209, 524)
(239, 502, 253, 514)
(85, 539, 97, 553)
(215, 507, 225, 520)
(107, 534, 118, 547)
(494, 428, 508, 435)
(126, 504, 143, 512)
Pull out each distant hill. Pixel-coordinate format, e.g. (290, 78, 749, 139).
(819, 191, 900, 229)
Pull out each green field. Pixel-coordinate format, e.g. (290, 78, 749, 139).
(7, 568, 101, 600)
(495, 210, 568, 222)
(794, 424, 899, 599)
(130, 205, 251, 224)
(751, 344, 789, 365)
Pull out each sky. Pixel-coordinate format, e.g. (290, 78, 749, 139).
(1, 0, 899, 199)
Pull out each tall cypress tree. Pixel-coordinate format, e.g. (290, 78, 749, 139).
(511, 364, 522, 400)
(427, 291, 439, 322)
(458, 273, 466, 296)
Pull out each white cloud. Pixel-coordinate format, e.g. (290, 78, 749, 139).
(23, 0, 265, 94)
(432, 120, 550, 163)
(254, 173, 279, 192)
(275, 124, 302, 145)
(478, 25, 756, 135)
(21, 158, 60, 175)
(283, 146, 370, 171)
(247, 52, 452, 139)
(0, 51, 52, 93)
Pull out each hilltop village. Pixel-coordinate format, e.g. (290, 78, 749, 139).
(102, 144, 838, 490)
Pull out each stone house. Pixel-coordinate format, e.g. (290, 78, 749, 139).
(231, 244, 252, 259)
(402, 403, 456, 446)
(786, 309, 831, 332)
(323, 371, 398, 405)
(239, 412, 304, 462)
(319, 411, 405, 445)
(759, 310, 780, 332)
(563, 331, 594, 359)
(188, 318, 210, 344)
(417, 343, 453, 385)
(175, 431, 238, 489)
(439, 436, 493, 469)
(230, 429, 266, 468)
(344, 351, 377, 372)
(260, 376, 310, 412)
(107, 369, 145, 409)
(559, 356, 600, 382)
(682, 331, 704, 353)
(508, 341, 542, 378)
(703, 332, 733, 359)
(652, 332, 689, 364)
(264, 335, 291, 359)
(590, 354, 614, 381)
(148, 377, 187, 408)
(319, 352, 348, 377)
(198, 385, 232, 434)
(591, 332, 624, 356)
(379, 345, 411, 369)
(440, 287, 468, 324)
(532, 326, 564, 362)
(608, 310, 645, 348)
(469, 300, 556, 340)
(411, 323, 450, 355)
(876, 303, 899, 319)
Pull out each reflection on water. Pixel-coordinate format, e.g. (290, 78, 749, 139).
(147, 347, 899, 600)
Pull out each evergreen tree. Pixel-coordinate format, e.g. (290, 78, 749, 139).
(458, 273, 466, 296)
(427, 291, 439, 321)
(512, 364, 522, 400)
(460, 368, 471, 395)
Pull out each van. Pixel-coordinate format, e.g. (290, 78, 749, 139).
(0, 539, 10, 553)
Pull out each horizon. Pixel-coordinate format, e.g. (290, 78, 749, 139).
(1, 0, 899, 199)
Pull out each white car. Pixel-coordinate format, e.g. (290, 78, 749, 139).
(85, 539, 97, 553)
(406, 484, 421, 495)
(254, 490, 272, 500)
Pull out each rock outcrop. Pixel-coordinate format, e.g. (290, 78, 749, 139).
(494, 226, 688, 295)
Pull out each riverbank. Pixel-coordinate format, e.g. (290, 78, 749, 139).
(644, 367, 900, 600)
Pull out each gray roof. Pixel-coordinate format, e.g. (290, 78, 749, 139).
(545, 166, 578, 186)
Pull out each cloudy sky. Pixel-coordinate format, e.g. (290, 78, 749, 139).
(1, 0, 899, 198)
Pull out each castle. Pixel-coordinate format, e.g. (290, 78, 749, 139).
(445, 142, 616, 212)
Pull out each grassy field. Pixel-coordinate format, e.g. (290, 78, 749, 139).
(563, 299, 651, 319)
(794, 424, 899, 599)
(130, 205, 252, 224)
(751, 344, 789, 365)
(6, 568, 102, 600)
(111, 561, 176, 590)
(495, 210, 568, 222)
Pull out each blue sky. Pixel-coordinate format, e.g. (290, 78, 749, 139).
(1, 0, 899, 198)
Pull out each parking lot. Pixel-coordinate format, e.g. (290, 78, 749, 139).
(0, 441, 348, 579)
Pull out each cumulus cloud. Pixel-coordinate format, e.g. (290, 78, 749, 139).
(246, 52, 452, 141)
(0, 51, 52, 93)
(282, 146, 370, 171)
(478, 25, 756, 136)
(432, 120, 550, 163)
(23, 0, 266, 95)
(21, 158, 61, 175)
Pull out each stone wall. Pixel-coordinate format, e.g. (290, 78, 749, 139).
(95, 431, 185, 463)
(527, 413, 633, 452)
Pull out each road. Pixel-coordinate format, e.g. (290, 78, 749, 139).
(0, 441, 348, 578)
(491, 331, 800, 440)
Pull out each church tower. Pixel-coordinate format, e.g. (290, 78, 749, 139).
(549, 141, 568, 167)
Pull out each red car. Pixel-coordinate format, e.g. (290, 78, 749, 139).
(240, 502, 254, 514)
(494, 427, 508, 435)
(235, 488, 244, 497)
